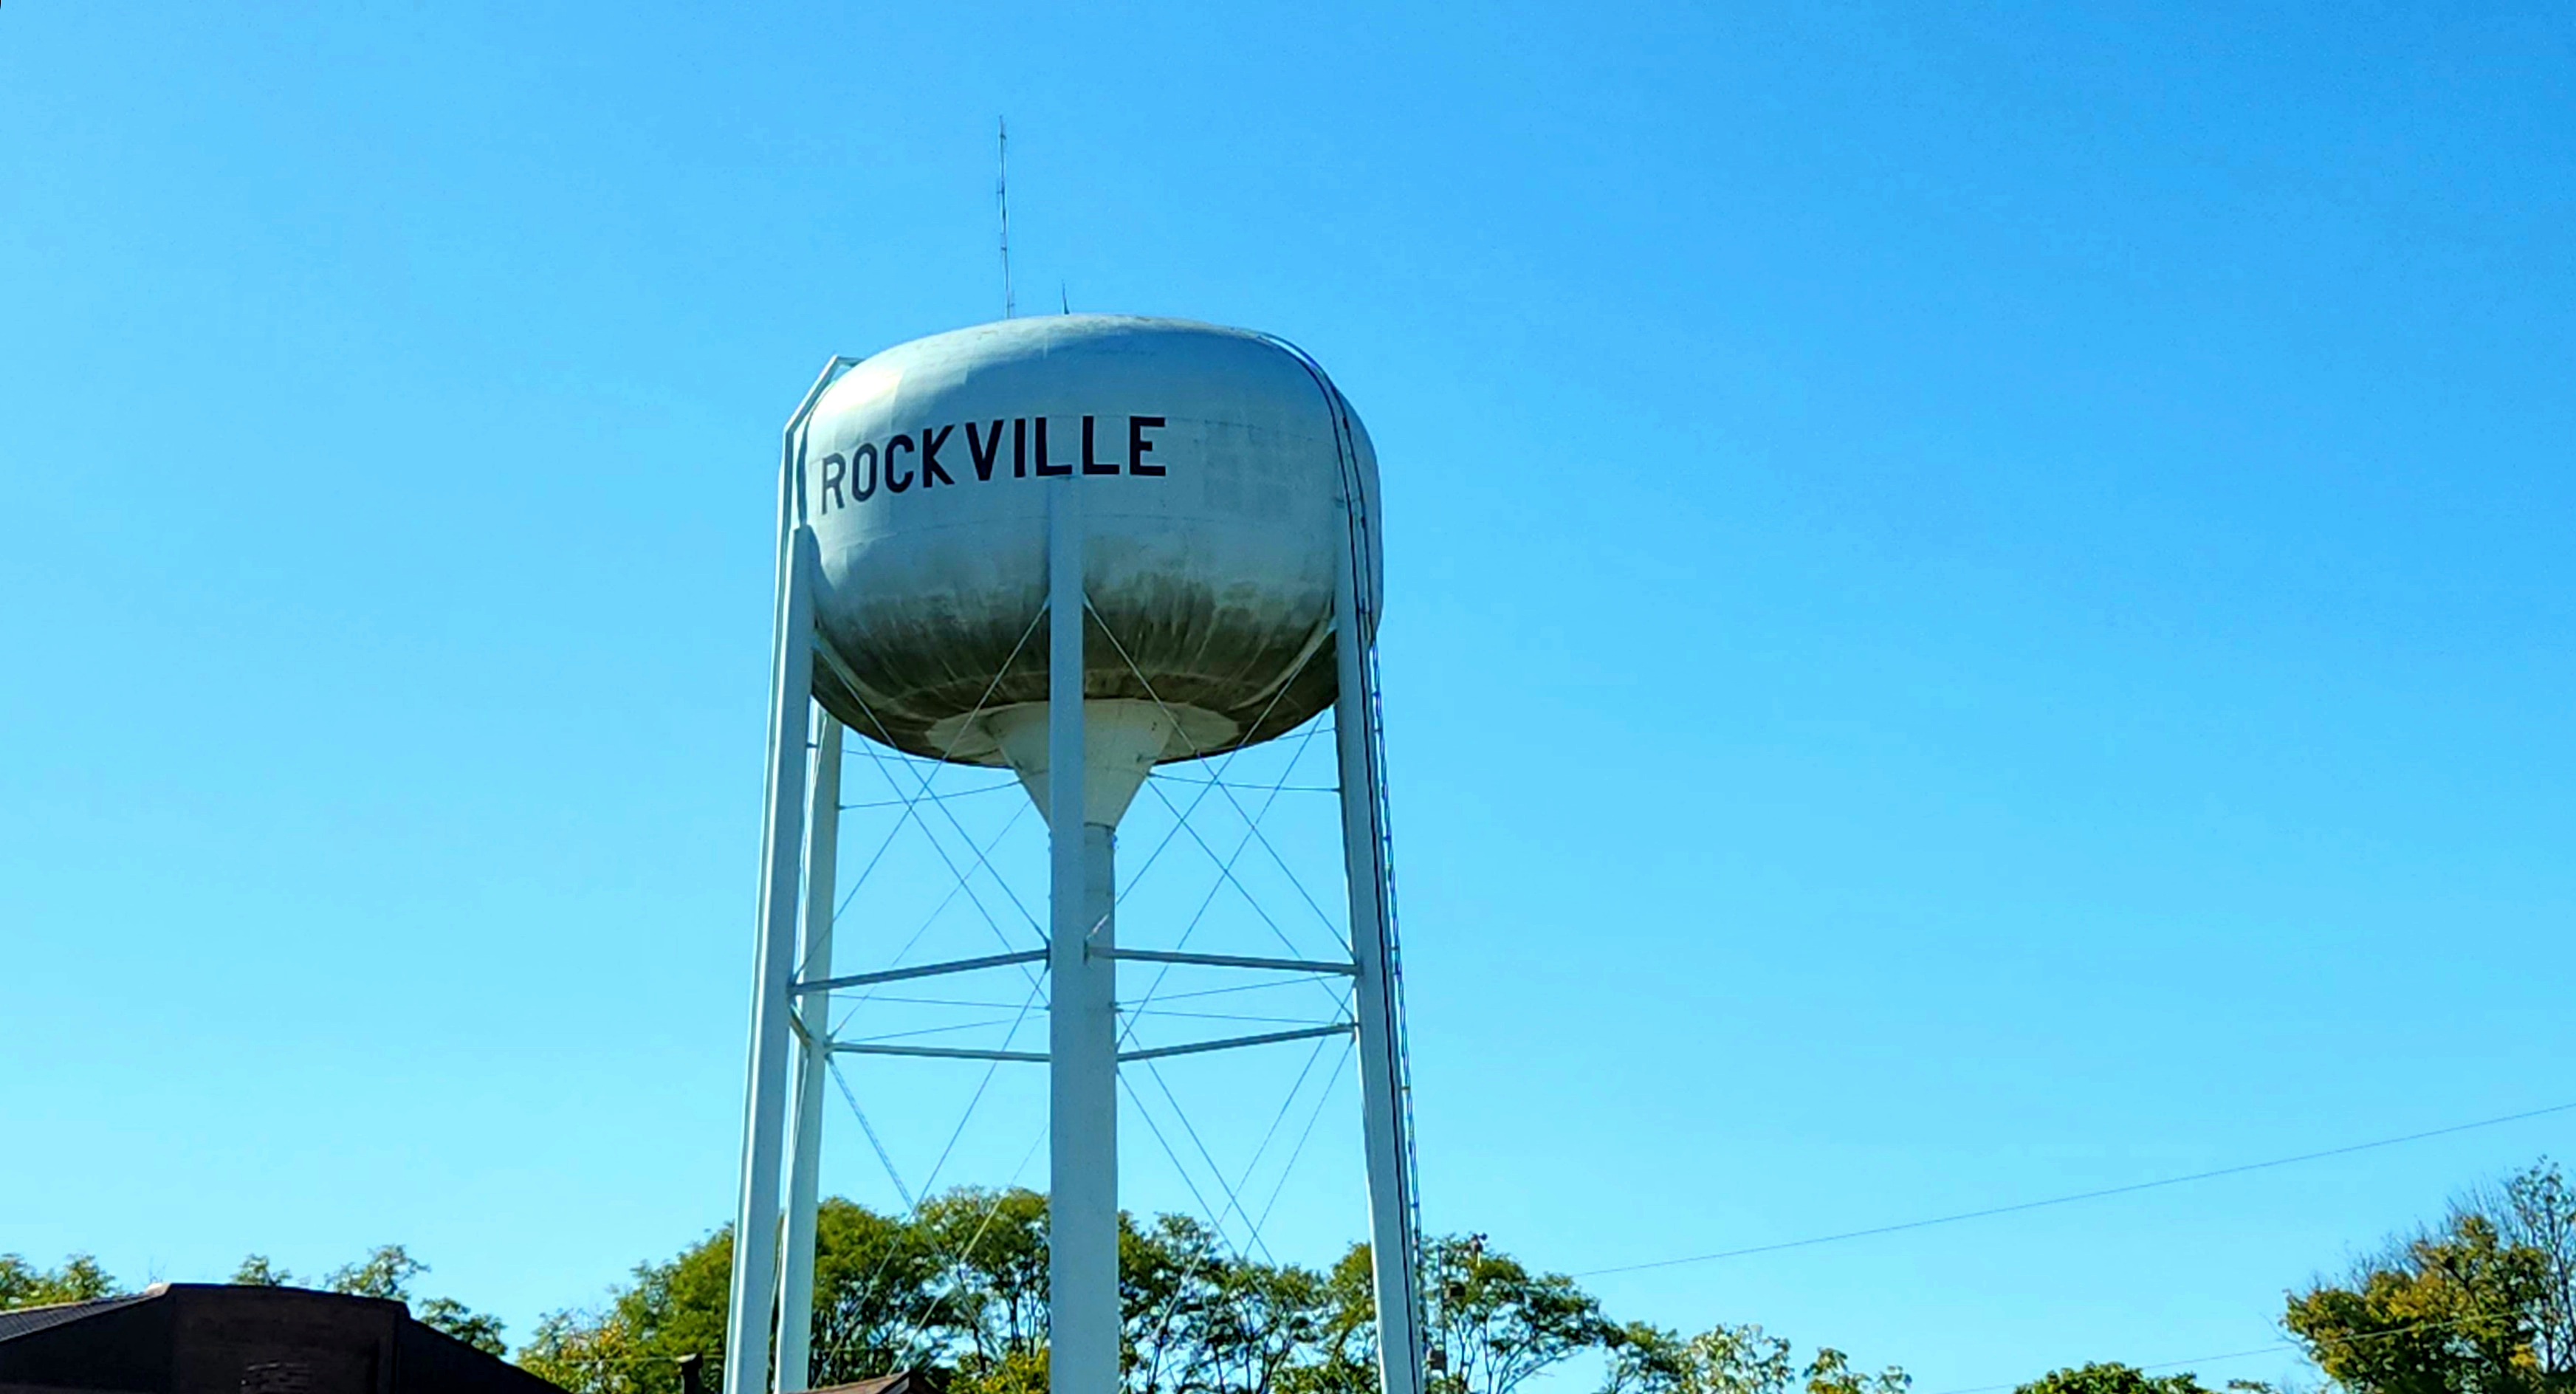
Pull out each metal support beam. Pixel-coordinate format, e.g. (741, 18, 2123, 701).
(1102, 948, 1360, 976)
(1119, 1022, 1353, 1065)
(776, 716, 842, 1393)
(794, 948, 1050, 995)
(725, 356, 852, 1394)
(1336, 490, 1425, 1394)
(1048, 476, 1120, 1394)
(832, 1043, 1051, 1063)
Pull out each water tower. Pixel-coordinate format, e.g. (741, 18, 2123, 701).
(722, 317, 1424, 1394)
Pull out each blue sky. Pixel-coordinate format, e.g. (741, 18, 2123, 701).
(4, 1, 2573, 1390)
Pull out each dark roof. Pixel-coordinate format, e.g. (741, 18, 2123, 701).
(0, 1284, 563, 1394)
(0, 1296, 153, 1344)
(809, 1372, 944, 1394)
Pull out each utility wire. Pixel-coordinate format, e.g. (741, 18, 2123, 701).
(1576, 1099, 2576, 1277)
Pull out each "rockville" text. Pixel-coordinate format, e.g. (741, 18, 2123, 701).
(818, 414, 1167, 512)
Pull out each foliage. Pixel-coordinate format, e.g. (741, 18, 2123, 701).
(231, 1255, 295, 1287)
(1598, 1320, 1905, 1394)
(319, 1243, 506, 1356)
(2012, 1364, 2233, 1394)
(10, 1201, 1900, 1394)
(521, 1226, 735, 1394)
(328, 1245, 431, 1302)
(421, 1296, 512, 1358)
(0, 1254, 122, 1311)
(1420, 1235, 1606, 1394)
(2284, 1161, 2576, 1394)
(506, 1197, 1897, 1394)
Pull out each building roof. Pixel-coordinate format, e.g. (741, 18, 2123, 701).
(808, 1372, 944, 1394)
(0, 1283, 563, 1394)
(0, 1296, 152, 1344)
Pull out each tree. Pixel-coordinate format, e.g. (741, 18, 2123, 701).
(1801, 1345, 1909, 1394)
(1420, 1235, 1607, 1394)
(918, 1187, 1051, 1378)
(421, 1296, 511, 1358)
(2013, 1365, 2228, 1394)
(327, 1246, 429, 1302)
(811, 1196, 950, 1384)
(231, 1255, 295, 1287)
(521, 1227, 735, 1394)
(1598, 1321, 1903, 1394)
(2282, 1161, 2576, 1394)
(321, 1244, 506, 1357)
(0, 1254, 121, 1311)
(2466, 1160, 2576, 1375)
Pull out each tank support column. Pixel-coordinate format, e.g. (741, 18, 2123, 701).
(725, 526, 818, 1394)
(777, 715, 843, 1392)
(1336, 501, 1426, 1394)
(1049, 484, 1121, 1394)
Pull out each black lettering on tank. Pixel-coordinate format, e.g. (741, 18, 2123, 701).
(919, 425, 955, 487)
(851, 443, 879, 502)
(1128, 416, 1166, 475)
(820, 452, 848, 510)
(886, 433, 916, 492)
(1081, 415, 1119, 475)
(967, 420, 1004, 481)
(1034, 416, 1069, 477)
(1014, 418, 1028, 478)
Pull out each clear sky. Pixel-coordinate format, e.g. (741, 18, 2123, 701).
(4, 2, 2573, 1390)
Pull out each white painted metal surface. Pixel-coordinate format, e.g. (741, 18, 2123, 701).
(776, 717, 842, 1393)
(1045, 481, 1122, 1394)
(800, 315, 1379, 766)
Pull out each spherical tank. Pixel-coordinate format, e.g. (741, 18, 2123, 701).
(802, 315, 1381, 773)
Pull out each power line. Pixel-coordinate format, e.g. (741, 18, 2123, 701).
(1576, 1099, 2576, 1278)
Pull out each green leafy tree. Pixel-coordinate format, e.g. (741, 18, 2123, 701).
(1799, 1345, 1909, 1394)
(811, 1195, 952, 1384)
(327, 1246, 430, 1302)
(0, 1254, 122, 1311)
(1598, 1321, 1902, 1394)
(420, 1296, 511, 1358)
(2013, 1365, 2233, 1394)
(2285, 1186, 2558, 1394)
(231, 1255, 295, 1287)
(521, 1227, 735, 1394)
(321, 1244, 506, 1356)
(2466, 1161, 2576, 1376)
(922, 1187, 1052, 1378)
(1418, 1235, 1606, 1394)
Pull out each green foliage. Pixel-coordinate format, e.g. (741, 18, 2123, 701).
(1802, 1345, 1911, 1394)
(421, 1295, 512, 1358)
(521, 1226, 735, 1394)
(505, 1198, 1898, 1394)
(7, 1200, 1897, 1394)
(1598, 1320, 1904, 1394)
(2282, 1160, 2576, 1394)
(231, 1255, 295, 1287)
(2012, 1364, 2228, 1394)
(327, 1245, 430, 1302)
(1421, 1235, 1606, 1394)
(0, 1253, 122, 1311)
(318, 1243, 506, 1356)
(2286, 1209, 2549, 1394)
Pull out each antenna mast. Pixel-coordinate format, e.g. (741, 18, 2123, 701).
(997, 117, 1015, 319)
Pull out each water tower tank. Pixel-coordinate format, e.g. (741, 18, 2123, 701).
(801, 315, 1381, 807)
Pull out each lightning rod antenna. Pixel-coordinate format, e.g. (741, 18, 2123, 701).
(997, 117, 1014, 319)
